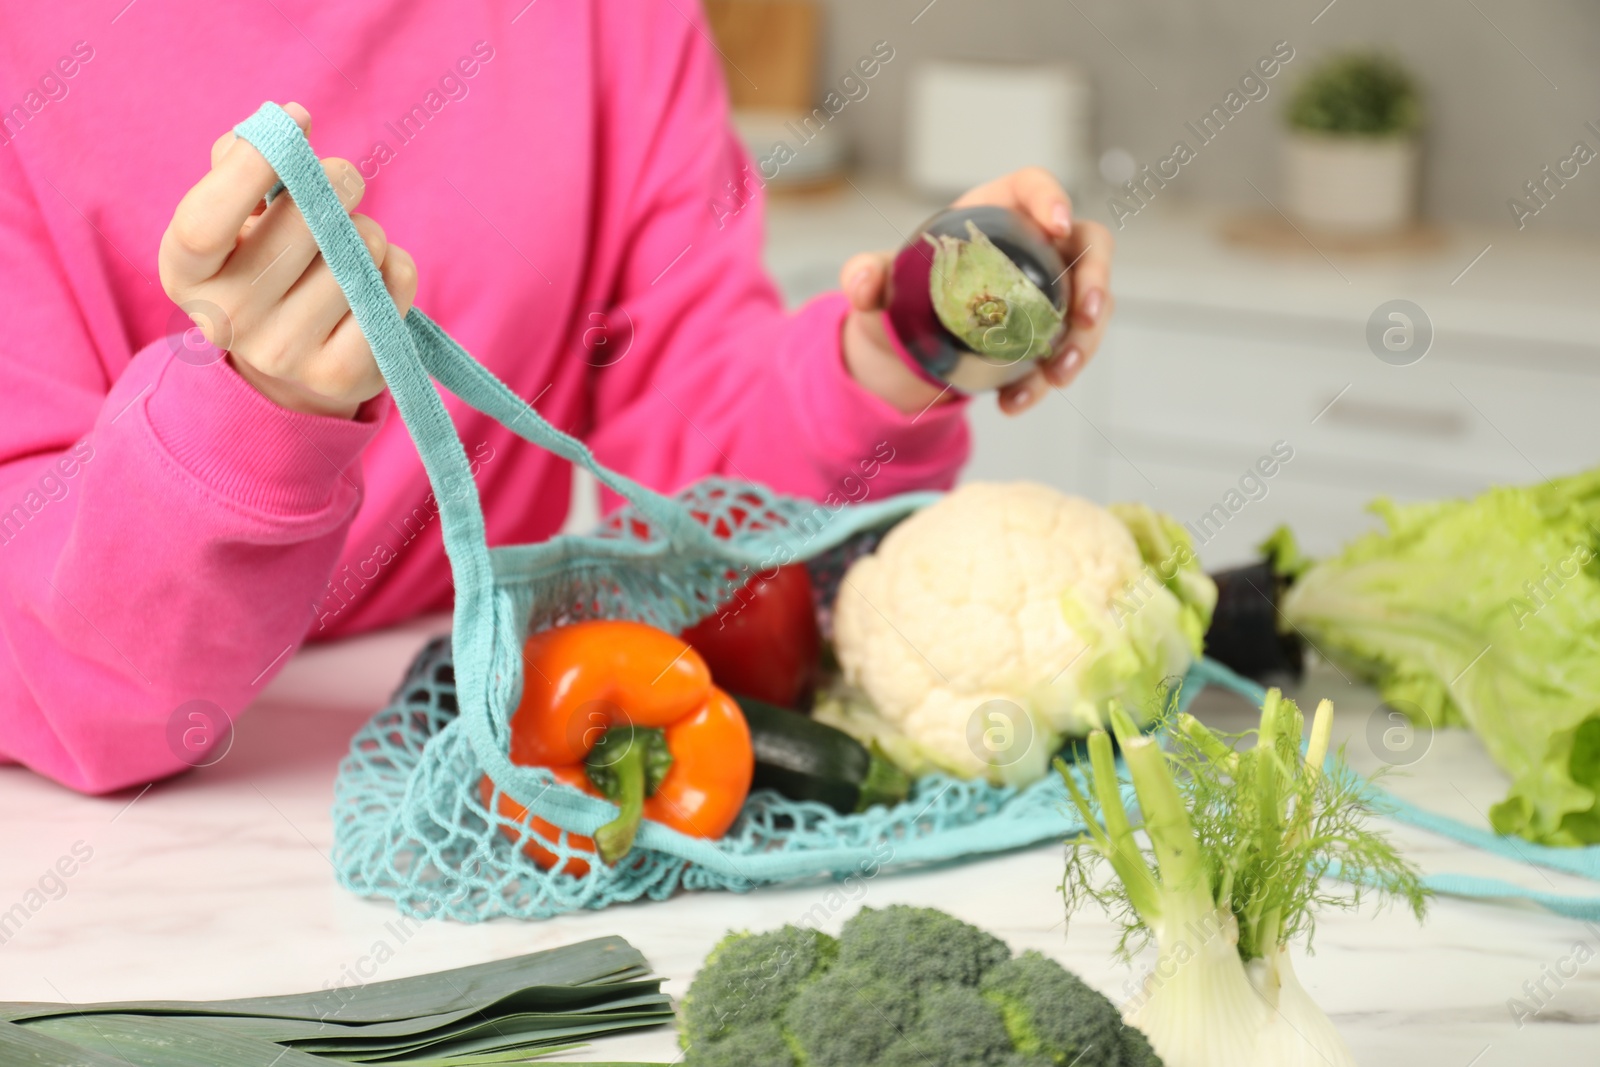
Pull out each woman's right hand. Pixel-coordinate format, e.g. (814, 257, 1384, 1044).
(158, 103, 418, 419)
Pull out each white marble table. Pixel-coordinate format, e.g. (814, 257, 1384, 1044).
(2, 620, 1597, 1066)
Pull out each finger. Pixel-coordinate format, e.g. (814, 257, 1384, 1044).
(839, 251, 891, 312)
(209, 130, 233, 170)
(271, 255, 347, 353)
(246, 104, 312, 218)
(1046, 289, 1114, 390)
(272, 215, 389, 350)
(381, 244, 419, 318)
(318, 311, 389, 405)
(164, 105, 312, 283)
(209, 102, 311, 170)
(1041, 341, 1087, 390)
(1061, 219, 1114, 331)
(997, 367, 1048, 416)
(953, 166, 1073, 240)
(222, 158, 367, 308)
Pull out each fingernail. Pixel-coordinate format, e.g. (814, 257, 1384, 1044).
(1080, 289, 1104, 327)
(1011, 385, 1032, 409)
(1051, 203, 1072, 235)
(845, 267, 872, 296)
(1046, 346, 1082, 387)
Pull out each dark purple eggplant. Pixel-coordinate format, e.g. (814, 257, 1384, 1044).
(1205, 560, 1306, 682)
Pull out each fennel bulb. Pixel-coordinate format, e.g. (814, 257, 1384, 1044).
(1059, 690, 1428, 1067)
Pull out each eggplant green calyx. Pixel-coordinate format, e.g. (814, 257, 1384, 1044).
(586, 725, 673, 864)
(927, 221, 1064, 364)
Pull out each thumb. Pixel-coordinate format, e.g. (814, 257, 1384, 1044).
(839, 251, 892, 312)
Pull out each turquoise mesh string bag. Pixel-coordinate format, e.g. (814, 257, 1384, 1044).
(231, 104, 1600, 924)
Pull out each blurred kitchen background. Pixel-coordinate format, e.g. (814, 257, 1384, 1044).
(581, 0, 1600, 568)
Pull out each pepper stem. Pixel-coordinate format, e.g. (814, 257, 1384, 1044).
(585, 726, 673, 866)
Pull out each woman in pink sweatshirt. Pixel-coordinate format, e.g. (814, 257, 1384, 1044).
(0, 3, 1116, 794)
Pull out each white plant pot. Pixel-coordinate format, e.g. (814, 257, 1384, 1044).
(1282, 132, 1419, 234)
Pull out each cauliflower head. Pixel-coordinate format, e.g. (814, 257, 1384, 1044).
(826, 482, 1213, 785)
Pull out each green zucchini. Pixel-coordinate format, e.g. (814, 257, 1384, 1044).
(734, 694, 912, 814)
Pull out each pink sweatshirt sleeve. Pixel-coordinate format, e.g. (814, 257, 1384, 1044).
(582, 4, 969, 510)
(0, 147, 382, 793)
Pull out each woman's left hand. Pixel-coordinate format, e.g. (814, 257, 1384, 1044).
(839, 167, 1115, 416)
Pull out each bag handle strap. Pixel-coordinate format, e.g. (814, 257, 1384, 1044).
(232, 103, 509, 783)
(405, 309, 708, 544)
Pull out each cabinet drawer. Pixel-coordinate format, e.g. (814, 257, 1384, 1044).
(1099, 320, 1599, 487)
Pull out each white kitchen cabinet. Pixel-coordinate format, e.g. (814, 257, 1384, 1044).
(761, 183, 1600, 568)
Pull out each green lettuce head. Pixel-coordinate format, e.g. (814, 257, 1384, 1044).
(1273, 468, 1600, 846)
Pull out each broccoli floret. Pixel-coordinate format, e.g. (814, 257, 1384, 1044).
(678, 909, 1162, 1067)
(835, 905, 1011, 992)
(679, 926, 836, 1049)
(981, 950, 1148, 1066)
(876, 986, 1014, 1067)
(682, 1022, 797, 1067)
(783, 962, 917, 1067)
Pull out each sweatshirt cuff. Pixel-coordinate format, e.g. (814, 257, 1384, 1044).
(137, 337, 387, 516)
(790, 293, 969, 487)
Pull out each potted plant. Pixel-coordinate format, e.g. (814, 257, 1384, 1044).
(1283, 51, 1422, 234)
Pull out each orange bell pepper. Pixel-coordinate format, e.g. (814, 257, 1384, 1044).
(479, 619, 754, 876)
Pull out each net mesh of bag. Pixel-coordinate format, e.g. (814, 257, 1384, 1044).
(233, 104, 1600, 925)
(328, 476, 1222, 921)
